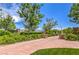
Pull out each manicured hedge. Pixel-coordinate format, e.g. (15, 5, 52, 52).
(20, 31, 43, 35)
(0, 33, 46, 45)
(64, 34, 79, 41)
(63, 28, 73, 34)
(46, 30, 60, 37)
(62, 28, 79, 41)
(73, 27, 79, 34)
(0, 30, 11, 36)
(0, 29, 60, 45)
(0, 35, 16, 44)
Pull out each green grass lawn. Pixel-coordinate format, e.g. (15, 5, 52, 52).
(31, 48, 79, 55)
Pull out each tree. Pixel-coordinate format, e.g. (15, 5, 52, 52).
(0, 15, 16, 30)
(43, 18, 57, 33)
(17, 3, 44, 31)
(0, 8, 3, 29)
(68, 4, 79, 24)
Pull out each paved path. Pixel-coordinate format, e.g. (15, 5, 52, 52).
(0, 36, 79, 55)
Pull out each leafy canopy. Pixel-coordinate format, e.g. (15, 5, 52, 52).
(0, 15, 16, 30)
(68, 4, 79, 24)
(43, 18, 57, 32)
(17, 3, 44, 31)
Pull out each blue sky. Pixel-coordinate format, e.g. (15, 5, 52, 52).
(0, 3, 78, 30)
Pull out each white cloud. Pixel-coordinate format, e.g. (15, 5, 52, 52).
(51, 27, 67, 30)
(0, 4, 21, 22)
(52, 27, 61, 30)
(12, 16, 21, 22)
(35, 27, 43, 32)
(0, 4, 19, 16)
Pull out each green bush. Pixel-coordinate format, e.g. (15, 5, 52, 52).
(64, 34, 79, 41)
(0, 35, 16, 44)
(46, 30, 60, 36)
(0, 30, 60, 45)
(0, 36, 6, 44)
(12, 33, 27, 41)
(25, 34, 44, 40)
(20, 31, 43, 35)
(0, 30, 12, 36)
(73, 27, 79, 34)
(63, 28, 73, 34)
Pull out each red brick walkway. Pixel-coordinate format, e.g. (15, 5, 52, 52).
(0, 36, 79, 55)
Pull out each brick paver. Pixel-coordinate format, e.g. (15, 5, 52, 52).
(0, 36, 79, 55)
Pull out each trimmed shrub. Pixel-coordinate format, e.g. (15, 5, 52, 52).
(73, 27, 79, 34)
(63, 28, 73, 34)
(64, 34, 79, 41)
(0, 30, 61, 45)
(0, 36, 6, 44)
(13, 35, 25, 42)
(20, 31, 43, 35)
(46, 30, 60, 36)
(0, 35, 16, 44)
(60, 28, 74, 39)
(0, 30, 12, 36)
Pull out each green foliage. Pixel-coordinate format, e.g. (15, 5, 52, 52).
(61, 28, 79, 41)
(63, 28, 73, 34)
(64, 33, 79, 41)
(43, 18, 57, 32)
(46, 30, 60, 36)
(13, 35, 26, 42)
(31, 48, 79, 55)
(0, 30, 12, 36)
(73, 27, 79, 34)
(20, 32, 45, 39)
(17, 3, 44, 31)
(0, 31, 46, 45)
(0, 29, 60, 45)
(0, 35, 16, 44)
(68, 4, 79, 24)
(59, 28, 73, 39)
(0, 15, 16, 30)
(62, 27, 79, 41)
(20, 31, 43, 35)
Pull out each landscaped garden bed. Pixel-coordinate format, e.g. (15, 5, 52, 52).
(0, 30, 60, 45)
